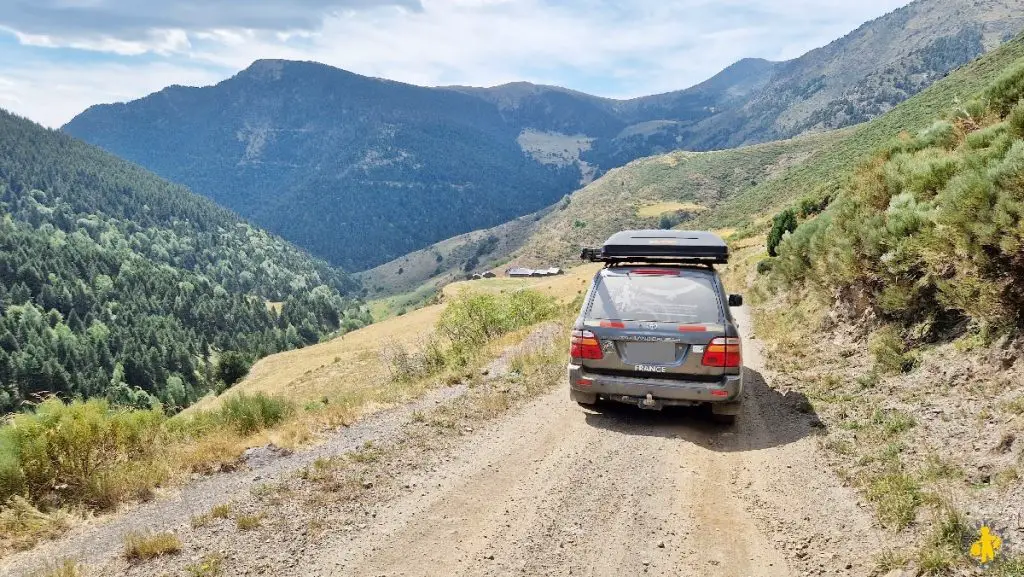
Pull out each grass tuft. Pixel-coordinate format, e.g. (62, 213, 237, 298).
(186, 553, 225, 577)
(32, 560, 84, 577)
(123, 530, 182, 561)
(866, 470, 921, 529)
(236, 513, 263, 530)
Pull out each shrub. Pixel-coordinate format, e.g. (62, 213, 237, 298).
(216, 352, 252, 388)
(767, 208, 798, 257)
(434, 289, 559, 367)
(756, 259, 774, 275)
(869, 327, 913, 374)
(0, 397, 166, 509)
(236, 513, 263, 530)
(186, 554, 225, 577)
(216, 394, 293, 436)
(984, 62, 1024, 116)
(912, 121, 958, 151)
(123, 530, 182, 560)
(33, 559, 83, 577)
(1009, 100, 1024, 137)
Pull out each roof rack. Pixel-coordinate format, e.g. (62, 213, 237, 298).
(580, 230, 728, 265)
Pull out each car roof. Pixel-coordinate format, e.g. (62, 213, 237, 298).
(598, 264, 719, 278)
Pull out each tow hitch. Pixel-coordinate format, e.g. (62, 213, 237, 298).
(635, 393, 663, 411)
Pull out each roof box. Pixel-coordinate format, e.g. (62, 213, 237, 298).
(581, 230, 728, 264)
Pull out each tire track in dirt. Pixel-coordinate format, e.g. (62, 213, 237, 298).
(300, 306, 882, 577)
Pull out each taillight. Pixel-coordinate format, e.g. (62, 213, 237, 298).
(701, 337, 741, 367)
(570, 330, 603, 360)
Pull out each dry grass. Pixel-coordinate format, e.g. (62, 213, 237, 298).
(190, 503, 231, 528)
(235, 513, 263, 530)
(31, 559, 84, 577)
(635, 201, 707, 217)
(123, 530, 182, 561)
(1, 496, 74, 554)
(185, 553, 224, 577)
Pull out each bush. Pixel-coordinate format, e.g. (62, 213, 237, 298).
(984, 62, 1024, 116)
(216, 352, 252, 388)
(770, 62, 1024, 333)
(1009, 100, 1024, 137)
(216, 394, 293, 436)
(767, 208, 798, 257)
(866, 470, 921, 529)
(0, 397, 166, 509)
(434, 289, 559, 368)
(869, 327, 913, 374)
(756, 259, 774, 275)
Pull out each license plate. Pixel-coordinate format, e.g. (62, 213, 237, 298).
(623, 341, 676, 364)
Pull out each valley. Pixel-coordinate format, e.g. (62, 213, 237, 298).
(3, 0, 1024, 575)
(61, 0, 1024, 272)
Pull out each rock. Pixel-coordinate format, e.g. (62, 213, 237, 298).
(362, 481, 374, 489)
(242, 444, 293, 468)
(657, 541, 665, 548)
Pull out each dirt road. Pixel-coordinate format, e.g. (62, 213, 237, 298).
(5, 308, 885, 576)
(304, 307, 884, 577)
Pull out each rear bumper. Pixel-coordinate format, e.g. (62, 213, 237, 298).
(567, 363, 742, 404)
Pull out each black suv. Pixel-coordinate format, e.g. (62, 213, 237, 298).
(568, 230, 744, 423)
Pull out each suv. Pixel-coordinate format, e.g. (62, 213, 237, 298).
(568, 230, 744, 424)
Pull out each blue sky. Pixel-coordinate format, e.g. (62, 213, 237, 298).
(0, 0, 914, 128)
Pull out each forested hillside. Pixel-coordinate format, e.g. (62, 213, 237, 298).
(0, 110, 369, 414)
(63, 0, 1024, 273)
(64, 60, 581, 272)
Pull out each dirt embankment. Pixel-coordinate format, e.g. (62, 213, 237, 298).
(5, 309, 885, 576)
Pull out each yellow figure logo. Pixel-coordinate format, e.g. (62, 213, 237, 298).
(970, 525, 1003, 565)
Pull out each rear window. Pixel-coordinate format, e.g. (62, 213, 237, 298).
(587, 270, 722, 324)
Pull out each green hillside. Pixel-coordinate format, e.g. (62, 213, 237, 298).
(0, 110, 368, 414)
(516, 32, 1024, 268)
(770, 57, 1024, 332)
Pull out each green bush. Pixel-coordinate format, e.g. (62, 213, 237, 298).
(767, 208, 798, 257)
(0, 398, 166, 509)
(216, 352, 252, 389)
(869, 327, 913, 374)
(756, 259, 774, 275)
(215, 394, 293, 436)
(984, 62, 1024, 116)
(771, 60, 1024, 332)
(434, 289, 559, 368)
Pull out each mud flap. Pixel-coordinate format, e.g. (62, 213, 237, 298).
(570, 389, 597, 405)
(710, 401, 742, 416)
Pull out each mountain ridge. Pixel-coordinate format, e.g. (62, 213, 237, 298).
(63, 0, 1024, 271)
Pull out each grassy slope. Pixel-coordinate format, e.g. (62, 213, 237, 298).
(703, 33, 1024, 227)
(190, 265, 599, 416)
(358, 209, 548, 301)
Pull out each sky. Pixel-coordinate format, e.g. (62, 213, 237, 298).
(0, 0, 915, 128)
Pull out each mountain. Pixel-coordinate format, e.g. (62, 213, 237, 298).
(0, 109, 369, 414)
(63, 0, 1024, 272)
(64, 61, 582, 272)
(361, 32, 1024, 295)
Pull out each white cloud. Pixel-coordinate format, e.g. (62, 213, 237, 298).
(0, 60, 224, 127)
(0, 0, 916, 126)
